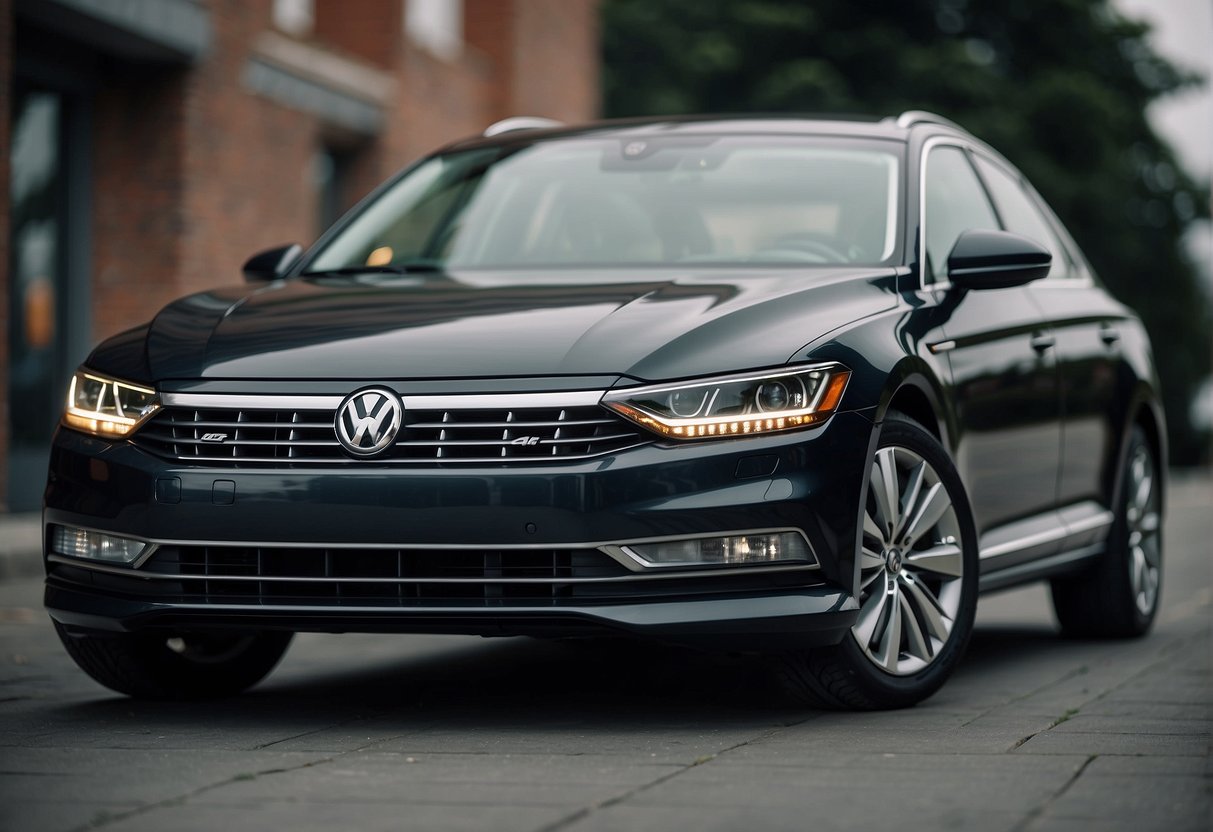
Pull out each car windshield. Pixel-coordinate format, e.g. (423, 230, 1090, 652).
(306, 135, 902, 272)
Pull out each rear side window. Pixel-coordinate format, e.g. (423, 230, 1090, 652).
(972, 155, 1072, 279)
(923, 145, 999, 284)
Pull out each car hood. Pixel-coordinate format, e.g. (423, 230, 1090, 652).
(142, 268, 898, 382)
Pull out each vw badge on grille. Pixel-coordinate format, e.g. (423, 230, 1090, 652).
(335, 388, 403, 458)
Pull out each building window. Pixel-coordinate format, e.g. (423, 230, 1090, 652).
(273, 0, 314, 36)
(314, 146, 355, 234)
(406, 0, 463, 61)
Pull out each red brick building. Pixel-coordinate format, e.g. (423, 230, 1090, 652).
(0, 0, 601, 511)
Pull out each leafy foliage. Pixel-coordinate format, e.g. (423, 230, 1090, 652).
(603, 0, 1211, 463)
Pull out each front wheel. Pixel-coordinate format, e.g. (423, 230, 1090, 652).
(55, 623, 293, 699)
(778, 415, 978, 709)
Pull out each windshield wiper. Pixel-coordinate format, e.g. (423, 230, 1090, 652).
(299, 261, 443, 277)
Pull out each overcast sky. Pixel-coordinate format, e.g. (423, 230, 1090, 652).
(1114, 0, 1212, 424)
(1114, 0, 1212, 180)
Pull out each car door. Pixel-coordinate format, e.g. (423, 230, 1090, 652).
(921, 142, 1062, 563)
(971, 154, 1123, 549)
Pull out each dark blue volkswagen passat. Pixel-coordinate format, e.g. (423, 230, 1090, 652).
(44, 113, 1165, 708)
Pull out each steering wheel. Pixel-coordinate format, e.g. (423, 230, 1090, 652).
(762, 233, 850, 263)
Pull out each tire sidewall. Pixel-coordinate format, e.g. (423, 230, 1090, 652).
(1111, 426, 1163, 634)
(830, 416, 980, 707)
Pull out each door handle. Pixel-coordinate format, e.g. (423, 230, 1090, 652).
(1099, 327, 1121, 346)
(1030, 333, 1056, 352)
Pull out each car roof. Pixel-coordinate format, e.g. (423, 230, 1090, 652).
(443, 112, 970, 153)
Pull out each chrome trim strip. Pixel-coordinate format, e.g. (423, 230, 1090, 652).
(928, 340, 956, 354)
(125, 448, 650, 465)
(405, 391, 605, 409)
(917, 136, 971, 293)
(46, 528, 818, 563)
(46, 554, 819, 584)
(162, 391, 606, 410)
(979, 543, 1103, 591)
(1064, 510, 1114, 536)
(881, 153, 899, 260)
(979, 524, 1068, 560)
(163, 393, 343, 409)
(979, 509, 1114, 561)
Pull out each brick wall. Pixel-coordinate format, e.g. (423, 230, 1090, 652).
(178, 0, 321, 302)
(510, 0, 600, 122)
(0, 0, 11, 511)
(466, 0, 600, 125)
(91, 66, 190, 340)
(315, 0, 402, 68)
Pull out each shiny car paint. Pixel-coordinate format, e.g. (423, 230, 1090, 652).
(44, 115, 1164, 697)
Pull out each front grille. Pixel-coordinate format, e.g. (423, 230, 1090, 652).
(48, 545, 817, 608)
(133, 404, 649, 465)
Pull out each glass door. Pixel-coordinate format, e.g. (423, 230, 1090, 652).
(7, 88, 69, 511)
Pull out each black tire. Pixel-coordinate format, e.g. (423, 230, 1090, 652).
(777, 414, 979, 710)
(1051, 425, 1162, 638)
(54, 623, 293, 700)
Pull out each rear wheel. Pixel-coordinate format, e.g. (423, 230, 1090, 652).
(1051, 425, 1162, 637)
(779, 415, 978, 709)
(55, 624, 293, 699)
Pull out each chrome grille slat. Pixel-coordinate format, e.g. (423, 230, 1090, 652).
(406, 419, 615, 429)
(152, 421, 333, 429)
(133, 402, 650, 465)
(139, 435, 342, 447)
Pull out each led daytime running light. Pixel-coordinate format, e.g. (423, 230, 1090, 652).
(604, 365, 849, 441)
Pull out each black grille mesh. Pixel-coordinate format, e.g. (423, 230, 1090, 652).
(49, 545, 816, 608)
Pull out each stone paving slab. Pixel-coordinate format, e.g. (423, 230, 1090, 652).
(1038, 770, 1210, 826)
(1047, 713, 1212, 735)
(563, 802, 1029, 832)
(1027, 818, 1210, 832)
(185, 751, 683, 804)
(105, 801, 571, 832)
(625, 753, 1084, 810)
(1012, 729, 1209, 757)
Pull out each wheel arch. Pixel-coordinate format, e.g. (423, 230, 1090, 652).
(1110, 387, 1168, 516)
(874, 359, 954, 453)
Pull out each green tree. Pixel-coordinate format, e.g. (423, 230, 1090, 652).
(603, 0, 1211, 464)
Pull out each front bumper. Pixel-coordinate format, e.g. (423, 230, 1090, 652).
(44, 410, 875, 649)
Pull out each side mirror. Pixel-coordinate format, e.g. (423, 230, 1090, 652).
(946, 229, 1051, 290)
(242, 244, 303, 283)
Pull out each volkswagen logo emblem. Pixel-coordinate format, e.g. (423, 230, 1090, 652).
(335, 387, 403, 458)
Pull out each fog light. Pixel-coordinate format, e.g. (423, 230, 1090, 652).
(52, 525, 147, 564)
(624, 531, 815, 567)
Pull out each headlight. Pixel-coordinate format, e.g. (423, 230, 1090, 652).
(62, 370, 160, 437)
(602, 363, 849, 440)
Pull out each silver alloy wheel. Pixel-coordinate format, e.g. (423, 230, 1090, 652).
(852, 446, 965, 676)
(1125, 443, 1162, 616)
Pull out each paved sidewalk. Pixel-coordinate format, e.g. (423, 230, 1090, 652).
(0, 513, 40, 580)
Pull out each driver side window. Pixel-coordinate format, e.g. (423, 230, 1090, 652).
(924, 145, 999, 284)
